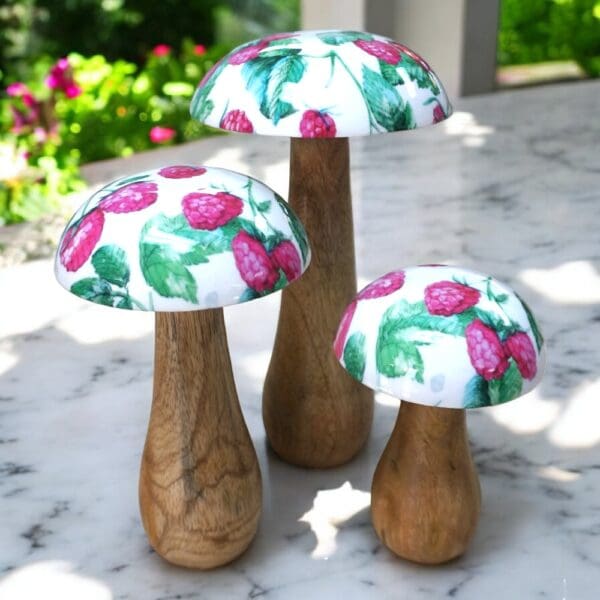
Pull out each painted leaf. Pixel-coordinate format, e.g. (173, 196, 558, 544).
(361, 65, 414, 131)
(190, 63, 224, 121)
(317, 31, 372, 45)
(383, 300, 468, 338)
(242, 56, 282, 115)
(402, 57, 440, 94)
(257, 48, 302, 59)
(517, 293, 544, 351)
(276, 197, 309, 263)
(260, 55, 306, 124)
(256, 200, 271, 213)
(91, 244, 129, 287)
(116, 296, 133, 310)
(343, 331, 367, 381)
(376, 335, 425, 383)
(239, 288, 260, 302)
(139, 242, 197, 303)
(70, 277, 114, 306)
(488, 361, 523, 405)
(463, 375, 490, 408)
(379, 61, 404, 86)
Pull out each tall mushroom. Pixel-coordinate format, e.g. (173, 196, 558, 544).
(334, 265, 545, 563)
(54, 164, 310, 568)
(190, 30, 452, 467)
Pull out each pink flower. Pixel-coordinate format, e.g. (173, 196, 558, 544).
(299, 110, 337, 138)
(433, 104, 445, 123)
(271, 241, 302, 282)
(228, 41, 268, 65)
(354, 39, 401, 65)
(149, 126, 176, 144)
(182, 192, 243, 230)
(46, 58, 81, 98)
(504, 332, 537, 380)
(10, 106, 33, 133)
(465, 320, 509, 381)
(158, 165, 207, 179)
(99, 182, 158, 214)
(232, 231, 279, 292)
(357, 270, 405, 300)
(6, 82, 28, 97)
(424, 281, 480, 316)
(334, 300, 357, 360)
(152, 44, 171, 57)
(220, 109, 254, 133)
(60, 210, 105, 272)
(194, 44, 207, 56)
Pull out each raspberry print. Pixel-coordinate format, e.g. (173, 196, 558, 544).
(433, 104, 445, 123)
(424, 281, 480, 316)
(182, 192, 244, 230)
(271, 241, 302, 282)
(391, 42, 432, 71)
(504, 332, 537, 380)
(99, 182, 158, 214)
(59, 209, 105, 272)
(299, 110, 337, 138)
(158, 165, 207, 179)
(228, 41, 268, 65)
(354, 39, 401, 65)
(357, 271, 405, 300)
(465, 319, 509, 381)
(220, 110, 254, 133)
(334, 300, 357, 360)
(232, 231, 279, 292)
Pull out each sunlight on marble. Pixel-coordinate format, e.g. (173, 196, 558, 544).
(0, 561, 112, 600)
(443, 111, 495, 147)
(238, 349, 272, 383)
(375, 392, 400, 408)
(299, 482, 371, 560)
(519, 261, 600, 304)
(0, 347, 18, 377)
(488, 389, 561, 434)
(538, 465, 580, 483)
(548, 379, 600, 448)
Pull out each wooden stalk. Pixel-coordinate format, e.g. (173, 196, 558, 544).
(371, 400, 481, 564)
(139, 309, 262, 569)
(263, 137, 373, 468)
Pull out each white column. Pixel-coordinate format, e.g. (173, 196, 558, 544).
(301, 0, 365, 30)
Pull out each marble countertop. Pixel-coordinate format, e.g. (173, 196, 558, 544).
(1, 80, 599, 599)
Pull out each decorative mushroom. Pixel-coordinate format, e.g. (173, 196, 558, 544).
(334, 265, 545, 564)
(54, 164, 310, 568)
(190, 30, 452, 467)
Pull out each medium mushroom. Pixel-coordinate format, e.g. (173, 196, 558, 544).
(190, 30, 452, 467)
(54, 164, 310, 568)
(334, 265, 545, 563)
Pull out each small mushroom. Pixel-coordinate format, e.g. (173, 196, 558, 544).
(54, 165, 310, 568)
(334, 265, 545, 564)
(190, 30, 452, 467)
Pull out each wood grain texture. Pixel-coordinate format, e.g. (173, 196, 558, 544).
(139, 309, 261, 569)
(263, 137, 373, 468)
(371, 401, 481, 564)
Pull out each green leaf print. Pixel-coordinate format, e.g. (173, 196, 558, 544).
(91, 245, 130, 287)
(488, 361, 523, 405)
(379, 60, 404, 86)
(463, 375, 490, 408)
(376, 336, 425, 383)
(70, 277, 114, 306)
(139, 242, 197, 303)
(516, 293, 544, 352)
(318, 31, 372, 45)
(402, 56, 440, 94)
(116, 296, 133, 310)
(343, 331, 367, 381)
(190, 62, 225, 121)
(361, 65, 414, 131)
(276, 196, 309, 263)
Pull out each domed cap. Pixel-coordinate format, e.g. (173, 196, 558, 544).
(55, 165, 310, 311)
(334, 265, 545, 409)
(190, 30, 451, 138)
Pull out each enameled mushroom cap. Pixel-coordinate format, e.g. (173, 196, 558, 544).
(55, 165, 310, 311)
(334, 266, 545, 409)
(190, 30, 451, 138)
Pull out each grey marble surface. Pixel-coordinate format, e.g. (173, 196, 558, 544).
(1, 80, 599, 599)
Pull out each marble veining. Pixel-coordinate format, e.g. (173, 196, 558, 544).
(1, 80, 599, 599)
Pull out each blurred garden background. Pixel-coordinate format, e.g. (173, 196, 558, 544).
(0, 0, 598, 232)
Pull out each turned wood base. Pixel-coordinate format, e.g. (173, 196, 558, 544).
(371, 401, 481, 564)
(139, 309, 262, 569)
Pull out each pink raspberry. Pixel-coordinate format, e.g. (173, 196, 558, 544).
(158, 165, 206, 179)
(334, 300, 357, 360)
(424, 281, 480, 316)
(354, 39, 401, 65)
(357, 270, 405, 300)
(59, 209, 105, 272)
(228, 41, 268, 65)
(504, 332, 537, 380)
(99, 182, 158, 214)
(299, 110, 337, 138)
(465, 320, 509, 381)
(433, 104, 445, 123)
(182, 192, 243, 230)
(220, 110, 254, 133)
(270, 241, 301, 282)
(232, 231, 279, 292)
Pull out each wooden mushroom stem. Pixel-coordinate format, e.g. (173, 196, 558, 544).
(263, 137, 373, 468)
(139, 309, 261, 569)
(371, 400, 481, 564)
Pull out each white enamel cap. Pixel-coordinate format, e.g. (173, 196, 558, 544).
(334, 265, 545, 409)
(190, 30, 451, 137)
(55, 165, 310, 311)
